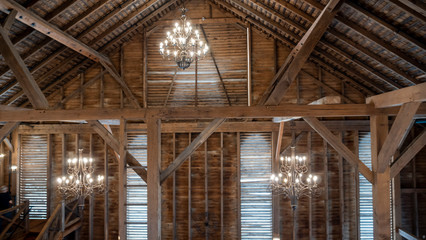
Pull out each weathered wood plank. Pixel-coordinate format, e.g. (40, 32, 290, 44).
(0, 122, 19, 143)
(147, 117, 161, 240)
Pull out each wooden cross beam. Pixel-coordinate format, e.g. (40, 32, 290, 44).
(88, 120, 147, 182)
(390, 129, 426, 178)
(0, 122, 19, 143)
(258, 0, 342, 105)
(366, 82, 426, 108)
(1, 9, 16, 32)
(160, 118, 226, 184)
(303, 116, 374, 183)
(376, 102, 420, 173)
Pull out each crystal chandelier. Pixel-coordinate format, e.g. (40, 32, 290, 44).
(159, 8, 208, 70)
(57, 149, 104, 199)
(270, 146, 320, 210)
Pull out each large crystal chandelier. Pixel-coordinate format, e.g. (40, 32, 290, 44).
(159, 8, 208, 70)
(270, 146, 320, 210)
(57, 149, 104, 199)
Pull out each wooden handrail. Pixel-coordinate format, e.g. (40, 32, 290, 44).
(398, 228, 420, 240)
(0, 200, 28, 215)
(36, 198, 80, 240)
(36, 203, 62, 240)
(0, 200, 30, 239)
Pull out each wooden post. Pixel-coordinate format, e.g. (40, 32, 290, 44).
(104, 142, 109, 240)
(172, 133, 177, 240)
(89, 134, 94, 240)
(308, 131, 313, 239)
(354, 131, 360, 240)
(188, 133, 192, 240)
(147, 117, 161, 240)
(237, 132, 241, 240)
(204, 141, 209, 239)
(118, 118, 127, 240)
(47, 134, 53, 217)
(247, 25, 252, 106)
(100, 67, 104, 108)
(371, 114, 391, 239)
(272, 130, 280, 239)
(80, 73, 84, 109)
(323, 137, 329, 238)
(220, 132, 224, 240)
(143, 29, 148, 108)
(338, 132, 344, 237)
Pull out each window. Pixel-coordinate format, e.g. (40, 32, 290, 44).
(358, 132, 373, 239)
(240, 133, 272, 239)
(19, 134, 48, 219)
(126, 133, 148, 239)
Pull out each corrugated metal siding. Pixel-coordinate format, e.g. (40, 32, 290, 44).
(358, 132, 373, 239)
(240, 133, 272, 239)
(19, 134, 48, 219)
(126, 134, 148, 239)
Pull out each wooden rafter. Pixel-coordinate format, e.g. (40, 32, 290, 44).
(0, 25, 48, 109)
(252, 0, 402, 91)
(366, 82, 426, 108)
(8, 0, 178, 105)
(0, 0, 111, 81)
(390, 129, 426, 178)
(303, 116, 374, 183)
(376, 102, 420, 173)
(160, 118, 226, 184)
(210, 0, 375, 96)
(0, 0, 109, 62)
(259, 0, 342, 105)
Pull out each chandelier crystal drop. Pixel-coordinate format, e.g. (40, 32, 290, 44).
(159, 8, 208, 70)
(269, 146, 320, 209)
(57, 149, 104, 199)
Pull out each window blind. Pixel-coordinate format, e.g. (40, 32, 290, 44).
(359, 132, 373, 239)
(240, 133, 273, 239)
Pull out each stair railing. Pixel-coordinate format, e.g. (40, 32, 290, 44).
(36, 198, 80, 240)
(0, 200, 30, 239)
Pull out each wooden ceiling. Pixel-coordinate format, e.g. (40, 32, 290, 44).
(0, 0, 424, 108)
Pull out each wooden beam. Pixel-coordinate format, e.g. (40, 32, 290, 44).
(0, 104, 376, 121)
(371, 114, 391, 239)
(390, 129, 426, 178)
(389, 0, 426, 22)
(377, 102, 420, 172)
(118, 118, 126, 240)
(275, 122, 284, 161)
(303, 116, 374, 183)
(147, 117, 161, 240)
(0, 0, 109, 62)
(259, 0, 342, 105)
(1, 9, 16, 32)
(0, 25, 48, 109)
(2, 137, 13, 152)
(0, 122, 19, 143)
(366, 82, 426, 108)
(160, 118, 226, 183)
(87, 120, 147, 182)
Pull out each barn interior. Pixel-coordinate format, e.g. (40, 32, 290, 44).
(0, 0, 425, 239)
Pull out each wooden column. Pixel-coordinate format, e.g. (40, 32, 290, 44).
(371, 114, 391, 239)
(104, 142, 109, 240)
(47, 134, 53, 217)
(246, 25, 252, 106)
(118, 118, 127, 240)
(147, 117, 161, 240)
